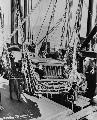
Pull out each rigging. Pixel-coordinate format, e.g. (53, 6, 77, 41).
(4, 0, 42, 43)
(35, 0, 53, 44)
(38, 0, 58, 56)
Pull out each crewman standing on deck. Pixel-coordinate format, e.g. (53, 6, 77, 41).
(84, 58, 96, 99)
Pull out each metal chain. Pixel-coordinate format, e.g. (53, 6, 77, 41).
(17, 9, 24, 43)
(61, 0, 73, 48)
(35, 0, 53, 44)
(43, 0, 58, 56)
(47, 0, 58, 34)
(69, 0, 83, 47)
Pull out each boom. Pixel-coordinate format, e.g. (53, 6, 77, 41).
(80, 24, 97, 50)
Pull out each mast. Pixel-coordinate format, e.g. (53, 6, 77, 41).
(87, 0, 94, 35)
(24, 0, 27, 42)
(86, 0, 94, 50)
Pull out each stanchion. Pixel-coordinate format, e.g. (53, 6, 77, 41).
(0, 92, 1, 102)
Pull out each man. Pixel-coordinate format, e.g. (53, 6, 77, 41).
(9, 53, 22, 101)
(85, 58, 96, 100)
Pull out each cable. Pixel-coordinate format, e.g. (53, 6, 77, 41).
(36, 17, 63, 46)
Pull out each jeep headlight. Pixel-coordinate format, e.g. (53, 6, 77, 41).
(39, 64, 43, 70)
